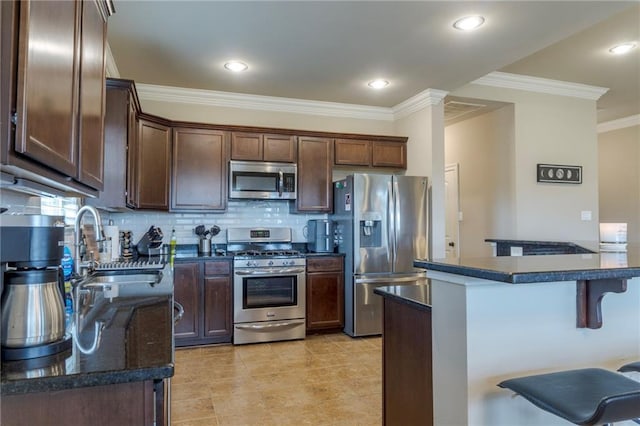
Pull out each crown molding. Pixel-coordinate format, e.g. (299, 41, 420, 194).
(472, 71, 609, 100)
(105, 43, 120, 78)
(597, 114, 640, 133)
(392, 88, 449, 120)
(136, 84, 395, 121)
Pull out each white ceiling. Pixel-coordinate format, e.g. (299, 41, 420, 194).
(107, 1, 640, 124)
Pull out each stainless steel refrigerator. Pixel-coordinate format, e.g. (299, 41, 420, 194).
(333, 174, 429, 336)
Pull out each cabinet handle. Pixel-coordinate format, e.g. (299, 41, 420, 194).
(173, 301, 185, 325)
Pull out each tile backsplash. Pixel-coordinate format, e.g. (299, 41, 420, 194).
(105, 200, 327, 246)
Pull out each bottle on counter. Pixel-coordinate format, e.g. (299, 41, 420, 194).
(61, 246, 74, 331)
(170, 229, 177, 267)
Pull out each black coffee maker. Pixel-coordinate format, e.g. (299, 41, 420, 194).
(0, 214, 72, 360)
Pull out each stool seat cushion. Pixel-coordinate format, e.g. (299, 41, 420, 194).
(619, 361, 640, 373)
(498, 368, 640, 425)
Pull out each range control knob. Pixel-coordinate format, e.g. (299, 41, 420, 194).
(268, 260, 274, 266)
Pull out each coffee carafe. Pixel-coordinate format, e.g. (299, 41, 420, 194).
(0, 214, 71, 360)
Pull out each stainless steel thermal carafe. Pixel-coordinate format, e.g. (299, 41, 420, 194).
(1, 269, 66, 348)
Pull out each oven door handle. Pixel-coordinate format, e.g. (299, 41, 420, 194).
(235, 319, 305, 330)
(235, 268, 305, 275)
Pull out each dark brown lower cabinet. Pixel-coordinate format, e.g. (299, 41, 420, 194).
(306, 256, 344, 333)
(174, 260, 233, 347)
(382, 297, 432, 426)
(1, 381, 156, 425)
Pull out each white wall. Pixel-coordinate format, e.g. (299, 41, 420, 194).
(445, 105, 516, 257)
(395, 104, 446, 258)
(450, 84, 600, 242)
(141, 98, 396, 136)
(598, 124, 640, 244)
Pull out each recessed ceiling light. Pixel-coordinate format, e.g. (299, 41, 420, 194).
(368, 79, 389, 89)
(224, 61, 248, 72)
(453, 15, 485, 31)
(609, 42, 637, 55)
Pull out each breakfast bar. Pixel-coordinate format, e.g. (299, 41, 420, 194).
(377, 247, 640, 426)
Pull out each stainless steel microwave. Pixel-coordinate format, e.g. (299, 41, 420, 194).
(229, 160, 297, 200)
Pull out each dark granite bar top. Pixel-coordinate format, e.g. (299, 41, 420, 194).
(485, 239, 596, 256)
(415, 244, 640, 284)
(374, 284, 431, 310)
(1, 295, 174, 395)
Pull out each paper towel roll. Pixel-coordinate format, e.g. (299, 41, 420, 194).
(103, 225, 120, 261)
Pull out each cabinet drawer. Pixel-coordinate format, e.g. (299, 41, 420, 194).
(307, 256, 343, 273)
(204, 261, 230, 276)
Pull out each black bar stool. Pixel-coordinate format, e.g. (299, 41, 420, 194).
(619, 362, 640, 373)
(498, 368, 640, 425)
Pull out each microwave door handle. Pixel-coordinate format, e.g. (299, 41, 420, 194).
(278, 170, 284, 197)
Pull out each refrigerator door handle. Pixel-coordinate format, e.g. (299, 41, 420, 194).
(355, 275, 426, 284)
(387, 180, 395, 270)
(393, 178, 399, 268)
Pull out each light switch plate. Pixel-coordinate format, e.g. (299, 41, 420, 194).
(581, 210, 592, 221)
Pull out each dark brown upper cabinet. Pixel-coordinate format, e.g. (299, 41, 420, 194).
(296, 136, 333, 212)
(134, 115, 171, 210)
(372, 140, 406, 168)
(335, 138, 406, 169)
(87, 78, 140, 210)
(231, 132, 296, 162)
(171, 127, 229, 211)
(8, 0, 110, 193)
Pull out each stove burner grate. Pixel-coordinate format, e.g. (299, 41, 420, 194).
(232, 249, 301, 257)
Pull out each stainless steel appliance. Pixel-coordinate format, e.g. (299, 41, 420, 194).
(333, 174, 429, 336)
(0, 214, 72, 360)
(228, 227, 306, 344)
(306, 219, 336, 253)
(229, 160, 297, 200)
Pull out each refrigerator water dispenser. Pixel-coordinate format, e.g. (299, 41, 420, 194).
(359, 220, 382, 247)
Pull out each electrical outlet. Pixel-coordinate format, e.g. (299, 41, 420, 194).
(581, 211, 592, 221)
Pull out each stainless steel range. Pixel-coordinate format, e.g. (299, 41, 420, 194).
(228, 227, 306, 345)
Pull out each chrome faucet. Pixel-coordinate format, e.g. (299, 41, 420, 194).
(74, 205, 104, 275)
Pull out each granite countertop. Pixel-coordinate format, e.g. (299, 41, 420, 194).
(1, 295, 174, 395)
(415, 244, 640, 284)
(173, 244, 343, 260)
(374, 284, 431, 310)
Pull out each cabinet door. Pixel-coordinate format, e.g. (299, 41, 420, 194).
(14, 0, 79, 177)
(173, 263, 201, 341)
(171, 128, 228, 211)
(87, 85, 126, 209)
(203, 276, 232, 341)
(230, 132, 262, 161)
(296, 136, 333, 212)
(263, 134, 296, 162)
(306, 271, 344, 331)
(136, 118, 171, 210)
(372, 141, 406, 169)
(77, 0, 106, 190)
(334, 139, 371, 166)
(307, 256, 343, 273)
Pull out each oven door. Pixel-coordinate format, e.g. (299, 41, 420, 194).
(233, 267, 305, 323)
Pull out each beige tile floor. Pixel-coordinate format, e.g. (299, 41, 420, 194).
(170, 333, 382, 426)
